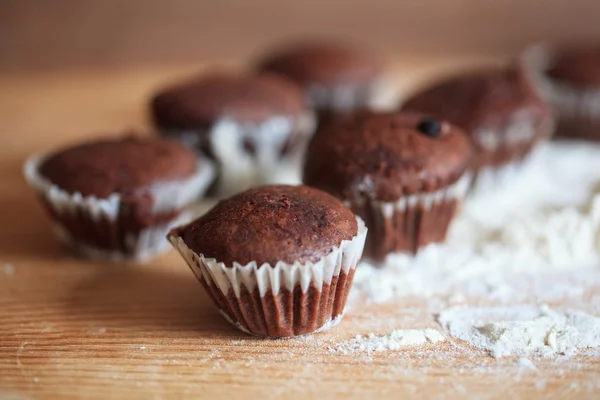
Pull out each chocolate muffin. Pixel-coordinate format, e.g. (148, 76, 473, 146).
(402, 66, 554, 193)
(256, 42, 388, 116)
(24, 136, 215, 261)
(303, 111, 472, 261)
(151, 73, 315, 196)
(168, 185, 367, 337)
(523, 44, 600, 141)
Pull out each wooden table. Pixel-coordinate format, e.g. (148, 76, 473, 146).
(1, 58, 599, 399)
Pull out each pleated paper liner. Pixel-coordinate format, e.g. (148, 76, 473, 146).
(523, 43, 600, 140)
(348, 174, 470, 261)
(161, 112, 316, 197)
(24, 154, 215, 261)
(168, 217, 367, 337)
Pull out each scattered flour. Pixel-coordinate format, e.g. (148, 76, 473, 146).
(351, 143, 600, 306)
(352, 247, 599, 305)
(332, 329, 445, 354)
(343, 142, 600, 361)
(209, 142, 600, 366)
(437, 305, 600, 358)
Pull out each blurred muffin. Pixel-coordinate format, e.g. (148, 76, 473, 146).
(303, 111, 472, 261)
(24, 136, 215, 261)
(256, 42, 390, 117)
(151, 73, 315, 196)
(168, 185, 367, 337)
(523, 44, 600, 141)
(402, 66, 554, 193)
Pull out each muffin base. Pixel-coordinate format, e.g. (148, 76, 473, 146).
(350, 174, 470, 261)
(168, 217, 367, 337)
(219, 308, 344, 337)
(469, 115, 554, 194)
(305, 78, 395, 112)
(205, 270, 354, 337)
(555, 116, 600, 141)
(535, 78, 600, 140)
(24, 154, 215, 262)
(50, 212, 190, 262)
(522, 44, 600, 141)
(470, 147, 542, 196)
(161, 112, 315, 197)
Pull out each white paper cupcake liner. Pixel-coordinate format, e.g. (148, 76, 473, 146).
(168, 217, 367, 337)
(23, 153, 215, 261)
(469, 112, 553, 197)
(163, 112, 316, 197)
(50, 211, 192, 262)
(169, 217, 366, 297)
(305, 78, 394, 111)
(523, 44, 600, 125)
(474, 117, 554, 152)
(470, 152, 538, 197)
(353, 173, 471, 216)
(351, 174, 471, 260)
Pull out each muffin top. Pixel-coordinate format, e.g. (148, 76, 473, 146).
(39, 137, 197, 198)
(257, 42, 380, 87)
(303, 111, 472, 201)
(402, 67, 550, 138)
(174, 185, 358, 267)
(547, 47, 600, 87)
(151, 73, 307, 130)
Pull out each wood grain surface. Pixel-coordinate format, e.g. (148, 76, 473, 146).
(0, 57, 599, 400)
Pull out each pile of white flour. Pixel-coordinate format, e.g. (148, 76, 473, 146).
(438, 305, 600, 358)
(332, 329, 445, 354)
(346, 142, 600, 358)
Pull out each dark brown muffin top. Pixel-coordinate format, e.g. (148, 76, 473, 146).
(257, 42, 380, 87)
(151, 73, 307, 130)
(40, 137, 197, 198)
(547, 47, 600, 87)
(174, 185, 358, 267)
(303, 111, 472, 201)
(402, 67, 550, 138)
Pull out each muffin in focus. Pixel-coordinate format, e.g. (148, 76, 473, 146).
(402, 66, 554, 193)
(151, 73, 315, 196)
(168, 185, 367, 337)
(303, 111, 472, 261)
(256, 42, 390, 117)
(24, 136, 215, 261)
(523, 44, 600, 141)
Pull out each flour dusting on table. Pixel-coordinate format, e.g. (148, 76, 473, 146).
(216, 143, 600, 363)
(331, 329, 444, 354)
(342, 142, 600, 357)
(438, 305, 600, 358)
